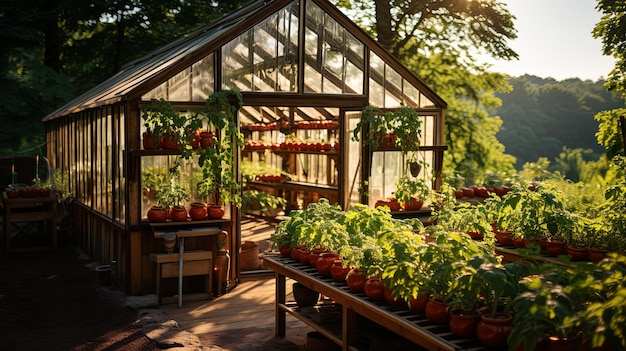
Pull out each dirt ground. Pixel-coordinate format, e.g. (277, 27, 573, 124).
(0, 247, 160, 351)
(0, 246, 313, 351)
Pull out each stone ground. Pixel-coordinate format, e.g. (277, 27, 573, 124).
(0, 246, 309, 351)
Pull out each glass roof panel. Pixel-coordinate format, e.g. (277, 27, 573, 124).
(191, 54, 214, 101)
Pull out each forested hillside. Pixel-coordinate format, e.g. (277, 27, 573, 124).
(494, 75, 623, 168)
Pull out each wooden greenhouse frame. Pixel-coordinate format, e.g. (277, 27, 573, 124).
(42, 0, 447, 296)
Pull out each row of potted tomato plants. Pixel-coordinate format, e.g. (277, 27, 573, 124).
(146, 202, 225, 222)
(270, 198, 625, 350)
(5, 185, 52, 199)
(242, 120, 339, 131)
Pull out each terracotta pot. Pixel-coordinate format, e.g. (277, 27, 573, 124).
(364, 276, 385, 302)
(410, 293, 430, 314)
(545, 240, 567, 257)
(588, 248, 608, 263)
(298, 249, 311, 264)
(403, 197, 424, 211)
(291, 246, 302, 260)
(147, 206, 168, 222)
(384, 287, 406, 307)
(160, 135, 180, 149)
(5, 188, 19, 199)
(279, 244, 292, 258)
(316, 252, 339, 277)
(200, 131, 213, 148)
(449, 310, 480, 338)
(170, 206, 188, 222)
(207, 205, 225, 219)
(566, 246, 589, 261)
(330, 260, 351, 283)
(292, 282, 319, 307)
(142, 131, 157, 149)
(425, 298, 451, 325)
(512, 236, 526, 248)
(188, 202, 207, 220)
(39, 187, 52, 197)
(468, 231, 484, 240)
(309, 248, 324, 267)
(476, 313, 513, 348)
(495, 230, 514, 246)
(543, 333, 582, 351)
(346, 269, 367, 293)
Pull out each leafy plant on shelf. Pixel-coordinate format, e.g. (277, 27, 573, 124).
(435, 201, 495, 245)
(270, 198, 346, 252)
(422, 231, 496, 303)
(393, 176, 432, 208)
(157, 176, 189, 209)
(507, 270, 578, 351)
(142, 98, 202, 148)
(242, 190, 286, 214)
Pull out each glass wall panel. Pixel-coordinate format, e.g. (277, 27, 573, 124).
(279, 5, 299, 92)
(116, 109, 125, 223)
(367, 150, 433, 207)
(222, 31, 253, 91)
(143, 82, 167, 100)
(368, 51, 423, 108)
(344, 111, 362, 208)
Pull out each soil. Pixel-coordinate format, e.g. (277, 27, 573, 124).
(0, 246, 309, 351)
(0, 247, 159, 351)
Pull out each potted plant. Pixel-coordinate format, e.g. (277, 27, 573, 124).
(436, 201, 495, 243)
(393, 176, 432, 211)
(508, 272, 579, 351)
(568, 253, 626, 350)
(447, 255, 501, 338)
(242, 190, 287, 217)
(141, 98, 201, 150)
(157, 176, 189, 221)
(471, 260, 527, 349)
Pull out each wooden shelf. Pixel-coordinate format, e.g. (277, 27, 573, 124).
(373, 145, 448, 152)
(264, 255, 489, 351)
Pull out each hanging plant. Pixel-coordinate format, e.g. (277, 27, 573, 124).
(352, 106, 422, 152)
(191, 89, 244, 206)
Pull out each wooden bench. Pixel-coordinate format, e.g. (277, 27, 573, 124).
(151, 250, 213, 305)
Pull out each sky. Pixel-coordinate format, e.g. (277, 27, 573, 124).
(480, 0, 615, 81)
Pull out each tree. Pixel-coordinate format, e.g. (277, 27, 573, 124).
(0, 0, 251, 155)
(593, 0, 626, 156)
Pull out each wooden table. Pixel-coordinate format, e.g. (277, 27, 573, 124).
(2, 192, 57, 252)
(153, 226, 226, 307)
(263, 255, 487, 351)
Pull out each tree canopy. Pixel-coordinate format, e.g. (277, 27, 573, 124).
(593, 0, 626, 157)
(0, 0, 250, 155)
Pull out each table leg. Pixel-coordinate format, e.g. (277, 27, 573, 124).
(276, 272, 286, 337)
(178, 237, 185, 308)
(342, 305, 356, 351)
